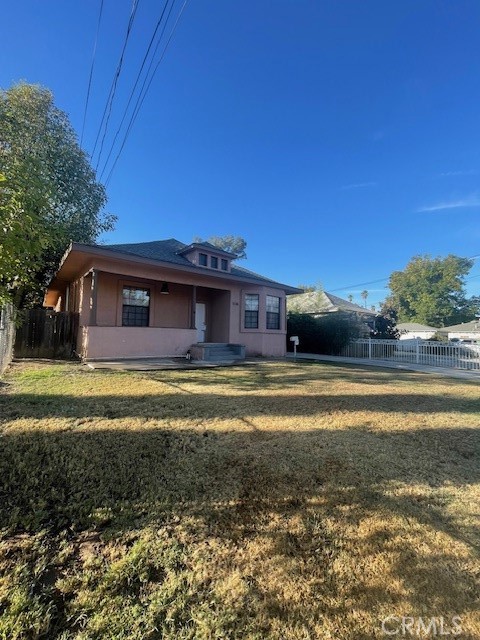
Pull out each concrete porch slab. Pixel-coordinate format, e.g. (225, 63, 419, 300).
(85, 357, 250, 371)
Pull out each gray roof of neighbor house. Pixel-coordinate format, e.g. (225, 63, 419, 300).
(63, 239, 301, 293)
(287, 290, 377, 316)
(396, 322, 438, 332)
(437, 319, 480, 332)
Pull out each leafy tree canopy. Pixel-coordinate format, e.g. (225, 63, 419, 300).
(373, 305, 399, 339)
(385, 254, 477, 327)
(0, 82, 115, 306)
(193, 235, 247, 259)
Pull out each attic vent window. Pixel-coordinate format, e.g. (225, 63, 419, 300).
(210, 256, 218, 269)
(221, 259, 228, 271)
(199, 253, 208, 266)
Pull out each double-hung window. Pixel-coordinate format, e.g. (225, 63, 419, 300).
(122, 286, 150, 326)
(266, 295, 281, 330)
(244, 294, 259, 329)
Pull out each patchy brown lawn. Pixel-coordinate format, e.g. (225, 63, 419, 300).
(0, 360, 479, 639)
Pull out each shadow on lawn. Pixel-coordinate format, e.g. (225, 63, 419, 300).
(1, 390, 480, 421)
(1, 424, 478, 540)
(1, 423, 478, 636)
(147, 361, 473, 391)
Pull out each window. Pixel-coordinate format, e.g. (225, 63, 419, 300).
(199, 253, 208, 266)
(266, 295, 281, 329)
(210, 256, 218, 269)
(122, 286, 150, 326)
(221, 258, 228, 271)
(244, 294, 259, 329)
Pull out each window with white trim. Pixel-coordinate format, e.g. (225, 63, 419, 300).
(244, 294, 259, 329)
(266, 295, 281, 329)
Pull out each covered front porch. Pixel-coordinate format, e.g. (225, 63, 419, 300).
(76, 270, 234, 360)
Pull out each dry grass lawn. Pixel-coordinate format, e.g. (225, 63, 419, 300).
(0, 360, 479, 639)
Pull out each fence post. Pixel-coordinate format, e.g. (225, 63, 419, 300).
(368, 337, 372, 360)
(415, 340, 420, 364)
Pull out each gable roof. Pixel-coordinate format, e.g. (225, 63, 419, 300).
(396, 322, 438, 332)
(53, 239, 301, 294)
(439, 319, 480, 332)
(287, 290, 377, 316)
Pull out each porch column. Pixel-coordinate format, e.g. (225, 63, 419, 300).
(89, 270, 98, 326)
(190, 285, 197, 329)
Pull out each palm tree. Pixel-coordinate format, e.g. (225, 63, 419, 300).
(361, 290, 368, 308)
(347, 294, 354, 303)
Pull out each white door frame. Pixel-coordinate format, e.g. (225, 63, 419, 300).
(195, 302, 207, 342)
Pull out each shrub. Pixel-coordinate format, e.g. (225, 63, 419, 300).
(287, 312, 363, 355)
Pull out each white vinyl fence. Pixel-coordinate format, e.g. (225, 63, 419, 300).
(342, 338, 480, 371)
(0, 305, 15, 375)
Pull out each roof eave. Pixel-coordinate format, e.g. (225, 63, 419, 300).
(57, 243, 300, 293)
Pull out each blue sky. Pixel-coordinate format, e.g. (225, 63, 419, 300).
(1, 0, 480, 308)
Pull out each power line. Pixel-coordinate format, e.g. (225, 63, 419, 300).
(328, 255, 480, 294)
(98, 0, 173, 180)
(105, 0, 189, 186)
(80, 0, 104, 146)
(329, 278, 389, 293)
(91, 0, 141, 167)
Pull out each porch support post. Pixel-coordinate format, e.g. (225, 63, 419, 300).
(190, 285, 197, 329)
(89, 270, 98, 326)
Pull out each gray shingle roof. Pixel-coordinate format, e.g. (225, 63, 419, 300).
(324, 292, 377, 315)
(439, 320, 480, 332)
(90, 239, 296, 290)
(396, 322, 438, 331)
(288, 290, 377, 315)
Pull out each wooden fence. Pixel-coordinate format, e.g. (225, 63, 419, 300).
(15, 309, 79, 359)
(0, 305, 16, 375)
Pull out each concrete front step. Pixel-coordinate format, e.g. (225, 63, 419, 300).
(190, 343, 246, 362)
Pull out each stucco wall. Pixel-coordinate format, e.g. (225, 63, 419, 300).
(59, 255, 289, 359)
(95, 273, 193, 329)
(227, 284, 287, 356)
(82, 326, 197, 359)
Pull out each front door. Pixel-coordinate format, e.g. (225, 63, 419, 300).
(195, 303, 207, 342)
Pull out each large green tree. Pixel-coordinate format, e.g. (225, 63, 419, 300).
(0, 82, 115, 306)
(386, 254, 477, 326)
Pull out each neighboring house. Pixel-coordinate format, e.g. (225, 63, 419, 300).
(44, 239, 301, 360)
(287, 290, 377, 335)
(437, 319, 480, 342)
(396, 322, 437, 340)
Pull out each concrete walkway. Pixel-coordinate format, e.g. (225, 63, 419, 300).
(286, 352, 480, 381)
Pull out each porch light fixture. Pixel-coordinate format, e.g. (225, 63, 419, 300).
(160, 282, 170, 295)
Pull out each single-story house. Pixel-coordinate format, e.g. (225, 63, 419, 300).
(396, 322, 438, 340)
(287, 290, 377, 336)
(44, 239, 301, 360)
(437, 319, 480, 342)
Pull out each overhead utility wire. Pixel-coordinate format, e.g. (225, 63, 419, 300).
(80, 0, 104, 146)
(98, 0, 172, 180)
(105, 0, 189, 186)
(329, 255, 480, 293)
(91, 0, 141, 167)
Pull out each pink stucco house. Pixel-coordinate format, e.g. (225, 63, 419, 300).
(45, 239, 301, 360)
